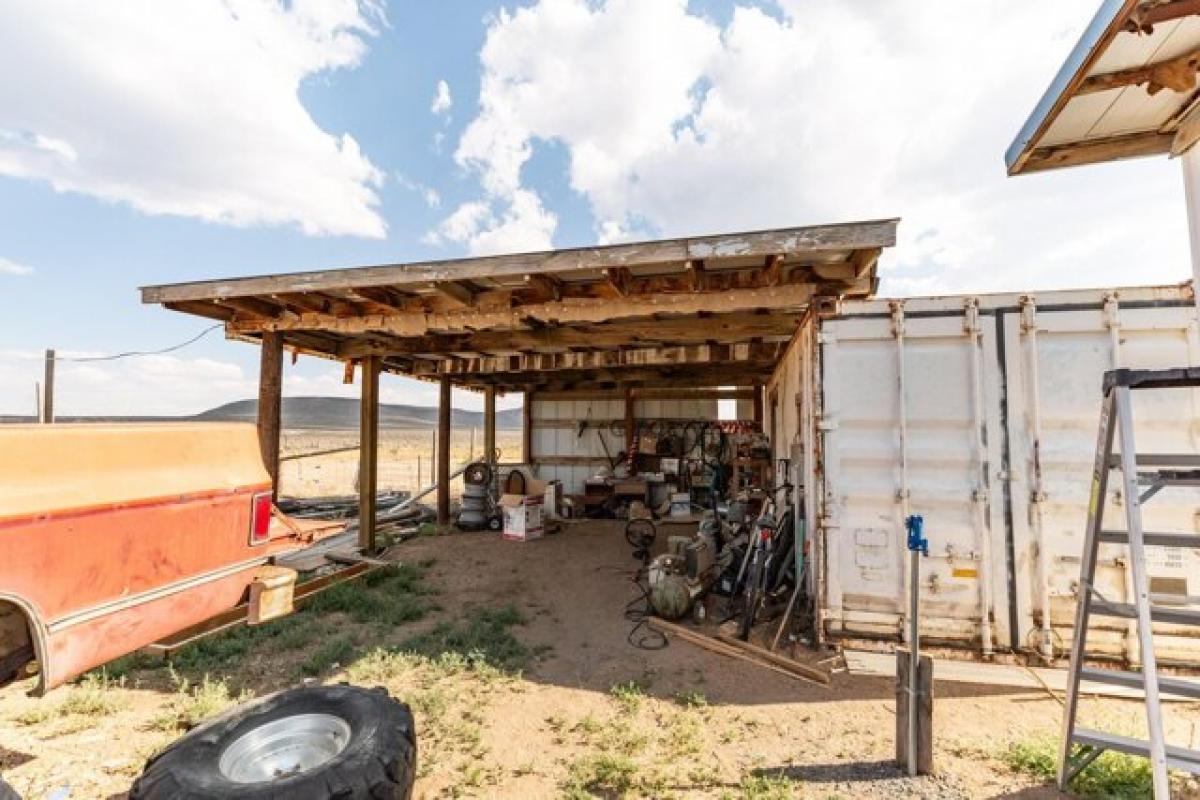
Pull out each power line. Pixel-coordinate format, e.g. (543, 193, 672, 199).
(56, 324, 224, 363)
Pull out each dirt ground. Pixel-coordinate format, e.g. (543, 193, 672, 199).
(279, 428, 525, 499)
(3, 521, 1200, 799)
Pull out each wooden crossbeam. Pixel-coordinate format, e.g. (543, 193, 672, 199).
(217, 296, 285, 319)
(1131, 0, 1200, 30)
(482, 363, 774, 393)
(684, 259, 706, 291)
(411, 341, 785, 377)
(849, 247, 880, 278)
(227, 280, 854, 337)
(427, 280, 477, 308)
(524, 273, 562, 302)
(335, 311, 799, 358)
(763, 254, 784, 286)
(1017, 130, 1173, 174)
(601, 267, 633, 298)
(1079, 45, 1200, 96)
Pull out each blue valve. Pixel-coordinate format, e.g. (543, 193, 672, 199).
(906, 515, 927, 556)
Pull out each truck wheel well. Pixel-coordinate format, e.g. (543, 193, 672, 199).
(0, 599, 39, 688)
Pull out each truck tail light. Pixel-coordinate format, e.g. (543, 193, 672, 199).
(250, 491, 273, 545)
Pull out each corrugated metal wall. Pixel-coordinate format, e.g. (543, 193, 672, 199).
(768, 283, 1200, 664)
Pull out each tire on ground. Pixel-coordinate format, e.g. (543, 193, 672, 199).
(130, 685, 416, 800)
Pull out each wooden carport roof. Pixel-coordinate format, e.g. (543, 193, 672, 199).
(142, 219, 898, 392)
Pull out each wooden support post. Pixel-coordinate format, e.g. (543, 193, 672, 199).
(624, 387, 635, 453)
(896, 649, 933, 775)
(753, 384, 764, 426)
(437, 376, 452, 526)
(523, 391, 534, 464)
(358, 354, 380, 553)
(484, 386, 497, 466)
(42, 349, 55, 424)
(257, 333, 283, 496)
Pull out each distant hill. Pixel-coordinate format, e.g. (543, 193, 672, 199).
(1, 397, 523, 429)
(196, 397, 523, 430)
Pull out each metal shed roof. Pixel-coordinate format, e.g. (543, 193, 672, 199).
(142, 219, 898, 393)
(1007, 0, 1200, 175)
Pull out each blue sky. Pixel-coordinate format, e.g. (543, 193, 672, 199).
(0, 0, 1191, 416)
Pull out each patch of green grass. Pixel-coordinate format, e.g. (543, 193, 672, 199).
(298, 636, 357, 677)
(564, 753, 639, 798)
(609, 681, 646, 715)
(16, 671, 128, 725)
(1001, 735, 1152, 799)
(152, 672, 247, 731)
(674, 689, 708, 709)
(306, 563, 434, 627)
(738, 771, 798, 800)
(400, 604, 532, 672)
(346, 648, 423, 684)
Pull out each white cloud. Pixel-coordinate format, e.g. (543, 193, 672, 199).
(428, 190, 556, 255)
(0, 0, 387, 238)
(445, 0, 1191, 294)
(395, 172, 441, 208)
(431, 79, 453, 115)
(0, 257, 33, 276)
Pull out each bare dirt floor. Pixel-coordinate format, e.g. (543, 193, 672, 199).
(3, 521, 1200, 799)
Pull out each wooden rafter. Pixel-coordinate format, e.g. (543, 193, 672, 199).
(426, 280, 476, 308)
(226, 280, 858, 337)
(1130, 0, 1200, 31)
(1079, 45, 1200, 96)
(336, 311, 799, 358)
(523, 273, 562, 302)
(1020, 130, 1173, 173)
(411, 341, 786, 378)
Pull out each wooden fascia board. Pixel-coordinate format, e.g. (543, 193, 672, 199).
(1018, 130, 1172, 173)
(140, 219, 898, 304)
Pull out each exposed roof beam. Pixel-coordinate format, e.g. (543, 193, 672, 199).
(1019, 130, 1172, 174)
(523, 273, 562, 302)
(426, 280, 476, 309)
(1078, 45, 1200, 96)
(410, 341, 785, 377)
(336, 311, 799, 358)
(601, 267, 632, 298)
(227, 280, 858, 337)
(684, 259, 706, 292)
(1131, 0, 1200, 30)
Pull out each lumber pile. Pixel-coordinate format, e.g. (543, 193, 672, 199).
(647, 617, 830, 687)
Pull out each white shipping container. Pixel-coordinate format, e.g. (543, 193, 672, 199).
(769, 283, 1200, 664)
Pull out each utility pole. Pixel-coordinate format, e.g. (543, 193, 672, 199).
(42, 349, 55, 424)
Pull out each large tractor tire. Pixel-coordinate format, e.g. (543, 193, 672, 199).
(130, 685, 415, 800)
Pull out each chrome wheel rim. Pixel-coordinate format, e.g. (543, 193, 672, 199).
(219, 712, 351, 783)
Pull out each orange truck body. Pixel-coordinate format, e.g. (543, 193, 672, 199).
(0, 423, 335, 693)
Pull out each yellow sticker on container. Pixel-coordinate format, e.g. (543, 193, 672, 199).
(952, 567, 979, 579)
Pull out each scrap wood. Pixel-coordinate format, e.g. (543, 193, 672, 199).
(647, 618, 829, 687)
(714, 633, 832, 686)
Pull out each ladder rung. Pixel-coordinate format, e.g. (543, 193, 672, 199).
(1108, 453, 1200, 468)
(1072, 728, 1200, 774)
(1098, 530, 1200, 548)
(1079, 667, 1200, 699)
(1090, 598, 1200, 627)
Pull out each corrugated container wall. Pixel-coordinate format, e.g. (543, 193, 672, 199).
(529, 394, 719, 493)
(768, 283, 1200, 665)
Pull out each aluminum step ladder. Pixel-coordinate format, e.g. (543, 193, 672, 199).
(1059, 367, 1200, 798)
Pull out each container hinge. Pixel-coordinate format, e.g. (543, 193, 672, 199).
(890, 300, 905, 337)
(1020, 296, 1037, 333)
(964, 298, 981, 334)
(1103, 292, 1120, 330)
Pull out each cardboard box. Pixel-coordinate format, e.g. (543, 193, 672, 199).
(499, 493, 544, 541)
